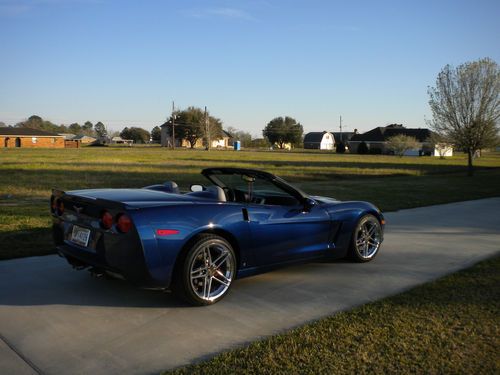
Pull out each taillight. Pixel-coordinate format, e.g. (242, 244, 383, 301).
(56, 199, 64, 216)
(100, 210, 113, 229)
(116, 214, 132, 233)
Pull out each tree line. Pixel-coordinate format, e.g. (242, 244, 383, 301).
(1, 115, 111, 139)
(1, 108, 307, 149)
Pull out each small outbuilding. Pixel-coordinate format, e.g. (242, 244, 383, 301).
(111, 136, 133, 146)
(0, 127, 65, 148)
(73, 135, 97, 144)
(303, 131, 334, 150)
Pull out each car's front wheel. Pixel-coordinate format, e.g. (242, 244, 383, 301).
(348, 214, 382, 262)
(173, 234, 236, 305)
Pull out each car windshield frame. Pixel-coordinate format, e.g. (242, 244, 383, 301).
(201, 168, 308, 204)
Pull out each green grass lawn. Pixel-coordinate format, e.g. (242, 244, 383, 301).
(166, 255, 500, 375)
(0, 147, 499, 259)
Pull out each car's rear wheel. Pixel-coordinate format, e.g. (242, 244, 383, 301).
(348, 214, 382, 262)
(173, 234, 236, 305)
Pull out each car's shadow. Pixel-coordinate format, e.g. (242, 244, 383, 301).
(0, 256, 187, 308)
(0, 256, 346, 308)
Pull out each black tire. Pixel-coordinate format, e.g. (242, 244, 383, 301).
(347, 214, 382, 262)
(172, 234, 236, 306)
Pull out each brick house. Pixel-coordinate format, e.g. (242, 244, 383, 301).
(0, 127, 65, 148)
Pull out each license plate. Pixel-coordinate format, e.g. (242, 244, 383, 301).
(71, 225, 91, 247)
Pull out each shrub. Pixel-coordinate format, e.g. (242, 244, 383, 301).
(336, 142, 346, 153)
(357, 142, 368, 154)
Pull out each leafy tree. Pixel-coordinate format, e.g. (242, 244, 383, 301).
(120, 127, 150, 144)
(386, 134, 420, 157)
(226, 126, 252, 148)
(428, 58, 500, 175)
(15, 115, 68, 133)
(171, 106, 223, 148)
(68, 123, 82, 134)
(82, 121, 95, 136)
(151, 126, 162, 143)
(94, 122, 107, 138)
(263, 116, 303, 149)
(24, 115, 43, 129)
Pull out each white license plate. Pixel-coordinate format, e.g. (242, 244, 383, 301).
(71, 225, 91, 247)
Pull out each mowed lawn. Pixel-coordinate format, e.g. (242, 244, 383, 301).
(0, 147, 499, 259)
(167, 255, 500, 375)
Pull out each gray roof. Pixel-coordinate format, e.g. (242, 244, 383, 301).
(73, 135, 97, 141)
(0, 127, 61, 136)
(350, 125, 432, 143)
(304, 131, 331, 143)
(331, 132, 355, 143)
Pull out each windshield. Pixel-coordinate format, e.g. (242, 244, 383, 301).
(206, 170, 301, 206)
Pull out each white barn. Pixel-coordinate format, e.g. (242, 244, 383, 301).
(303, 131, 335, 150)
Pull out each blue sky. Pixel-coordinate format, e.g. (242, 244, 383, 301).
(1, 0, 499, 136)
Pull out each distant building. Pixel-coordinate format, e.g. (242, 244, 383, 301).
(58, 133, 77, 140)
(160, 121, 185, 147)
(58, 133, 80, 148)
(303, 131, 334, 150)
(111, 136, 133, 146)
(434, 143, 454, 157)
(348, 124, 452, 156)
(73, 135, 97, 144)
(331, 131, 356, 145)
(160, 121, 233, 148)
(211, 130, 233, 148)
(0, 127, 65, 148)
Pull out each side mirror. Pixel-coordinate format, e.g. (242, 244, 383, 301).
(190, 184, 205, 192)
(303, 197, 317, 212)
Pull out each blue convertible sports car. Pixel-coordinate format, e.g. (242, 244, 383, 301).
(51, 168, 384, 305)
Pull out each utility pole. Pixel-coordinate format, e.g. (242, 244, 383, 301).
(204, 106, 210, 151)
(339, 115, 343, 143)
(171, 101, 175, 149)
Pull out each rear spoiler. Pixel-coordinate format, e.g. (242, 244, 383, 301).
(51, 189, 129, 211)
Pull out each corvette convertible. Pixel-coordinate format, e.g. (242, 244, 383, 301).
(51, 168, 384, 305)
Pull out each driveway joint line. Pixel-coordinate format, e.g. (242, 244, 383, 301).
(0, 333, 44, 375)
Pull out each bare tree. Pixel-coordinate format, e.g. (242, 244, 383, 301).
(386, 134, 420, 157)
(428, 58, 500, 175)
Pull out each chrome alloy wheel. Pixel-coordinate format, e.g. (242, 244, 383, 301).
(189, 240, 235, 302)
(354, 216, 382, 260)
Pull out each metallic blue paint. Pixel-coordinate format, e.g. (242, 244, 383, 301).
(51, 168, 384, 289)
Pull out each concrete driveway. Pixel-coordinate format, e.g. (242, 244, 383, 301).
(1, 198, 499, 375)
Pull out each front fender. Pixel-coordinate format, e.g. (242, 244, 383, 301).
(324, 201, 384, 251)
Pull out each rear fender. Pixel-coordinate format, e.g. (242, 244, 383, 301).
(130, 203, 252, 287)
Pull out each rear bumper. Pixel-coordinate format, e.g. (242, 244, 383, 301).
(53, 222, 163, 288)
(57, 244, 121, 273)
